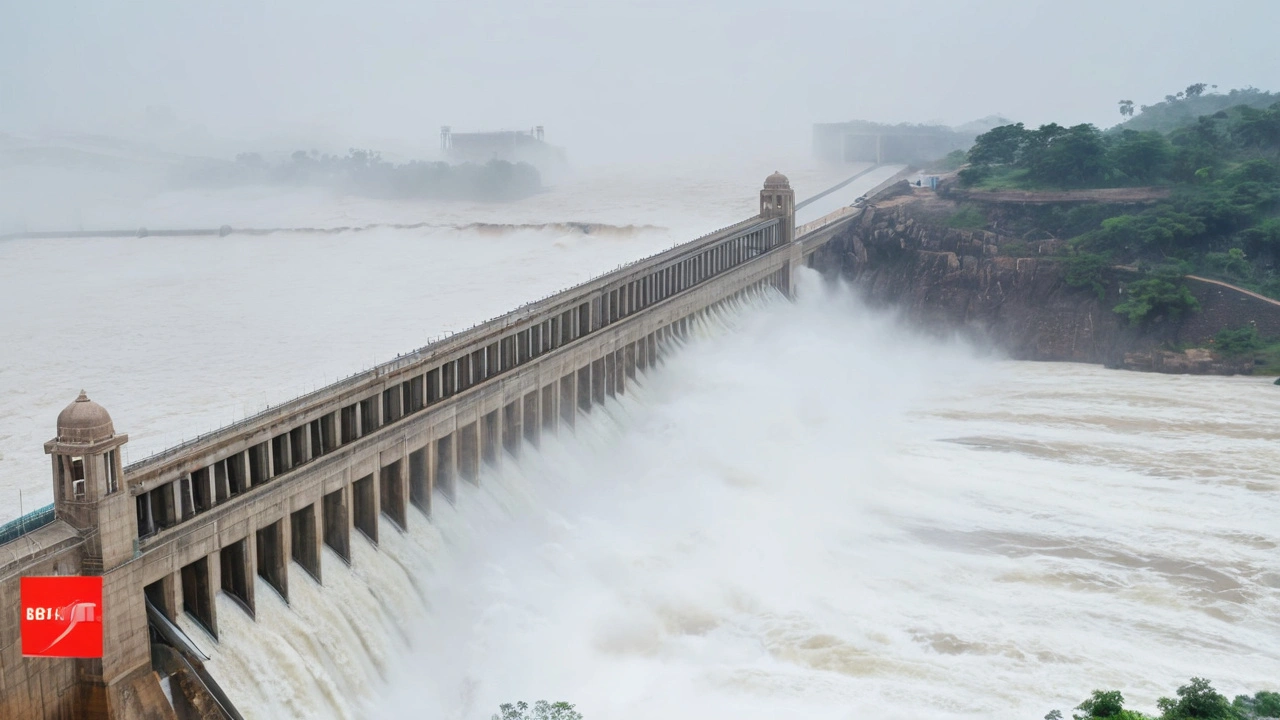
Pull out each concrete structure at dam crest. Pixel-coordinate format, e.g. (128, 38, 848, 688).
(0, 170, 903, 719)
(761, 171, 796, 244)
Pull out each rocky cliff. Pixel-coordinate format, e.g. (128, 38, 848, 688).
(810, 186, 1280, 374)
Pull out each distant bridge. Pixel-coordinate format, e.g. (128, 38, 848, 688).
(0, 166, 911, 719)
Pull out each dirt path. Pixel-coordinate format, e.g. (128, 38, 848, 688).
(952, 186, 1171, 204)
(1185, 275, 1280, 308)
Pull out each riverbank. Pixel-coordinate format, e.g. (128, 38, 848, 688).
(811, 183, 1280, 376)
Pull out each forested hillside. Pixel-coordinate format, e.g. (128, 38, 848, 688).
(953, 89, 1280, 308)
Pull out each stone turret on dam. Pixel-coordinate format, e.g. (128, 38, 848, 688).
(0, 169, 907, 719)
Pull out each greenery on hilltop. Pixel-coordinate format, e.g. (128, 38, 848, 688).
(951, 85, 1280, 327)
(1115, 85, 1280, 134)
(957, 89, 1280, 192)
(1048, 678, 1280, 720)
(170, 148, 543, 202)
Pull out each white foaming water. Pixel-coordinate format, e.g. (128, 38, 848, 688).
(193, 271, 1280, 720)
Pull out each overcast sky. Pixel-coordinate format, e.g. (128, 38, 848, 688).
(3, 0, 1279, 163)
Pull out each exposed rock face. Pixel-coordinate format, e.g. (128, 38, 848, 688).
(1121, 348, 1253, 375)
(811, 190, 1277, 374)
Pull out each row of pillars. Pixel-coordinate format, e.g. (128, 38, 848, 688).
(142, 322, 684, 640)
(143, 268, 789, 641)
(132, 222, 785, 546)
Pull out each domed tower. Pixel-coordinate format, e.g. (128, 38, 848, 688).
(43, 391, 130, 570)
(760, 171, 795, 245)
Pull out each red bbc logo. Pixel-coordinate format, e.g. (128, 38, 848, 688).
(21, 576, 103, 658)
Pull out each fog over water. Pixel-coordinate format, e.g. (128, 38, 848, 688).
(189, 272, 1280, 720)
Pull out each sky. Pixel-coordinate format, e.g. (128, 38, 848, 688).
(2, 0, 1279, 163)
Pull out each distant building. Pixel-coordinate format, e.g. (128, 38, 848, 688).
(812, 117, 1009, 165)
(913, 172, 941, 190)
(440, 125, 567, 177)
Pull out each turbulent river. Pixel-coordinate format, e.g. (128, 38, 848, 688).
(3, 158, 1277, 719)
(188, 273, 1280, 720)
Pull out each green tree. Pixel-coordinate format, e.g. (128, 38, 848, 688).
(1234, 690, 1280, 717)
(1119, 100, 1136, 118)
(968, 123, 1029, 165)
(1064, 252, 1110, 299)
(1092, 210, 1206, 254)
(1169, 116, 1226, 181)
(1231, 105, 1280, 148)
(1065, 689, 1156, 719)
(1114, 276, 1201, 325)
(1022, 123, 1067, 166)
(1239, 217, 1280, 264)
(493, 700, 584, 720)
(957, 164, 992, 187)
(1203, 248, 1251, 278)
(1212, 325, 1262, 355)
(1027, 124, 1111, 187)
(1156, 677, 1236, 719)
(1076, 690, 1128, 718)
(1110, 130, 1172, 183)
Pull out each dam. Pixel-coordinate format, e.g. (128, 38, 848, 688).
(0, 167, 911, 719)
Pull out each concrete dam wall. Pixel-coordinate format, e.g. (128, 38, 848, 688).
(0, 170, 885, 719)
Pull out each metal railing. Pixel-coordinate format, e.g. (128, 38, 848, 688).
(0, 503, 56, 545)
(793, 164, 882, 212)
(123, 215, 769, 473)
(109, 179, 849, 475)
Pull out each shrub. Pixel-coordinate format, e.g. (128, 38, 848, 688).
(493, 701, 584, 720)
(1092, 210, 1207, 255)
(1049, 678, 1280, 720)
(1156, 678, 1235, 719)
(1212, 325, 1263, 355)
(1233, 690, 1280, 718)
(1064, 253, 1110, 299)
(1114, 276, 1200, 325)
(1110, 129, 1173, 183)
(1075, 690, 1127, 718)
(946, 205, 987, 229)
(958, 164, 992, 186)
(969, 123, 1029, 165)
(1026, 123, 1111, 187)
(1202, 248, 1252, 279)
(1049, 676, 1280, 717)
(1260, 690, 1280, 716)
